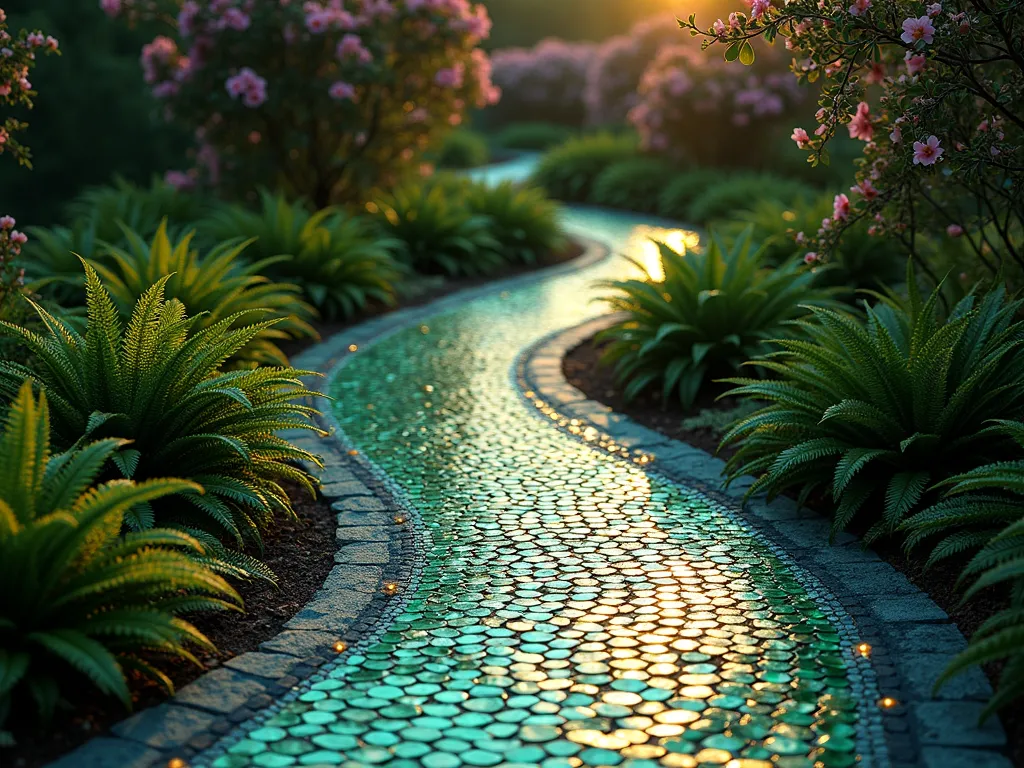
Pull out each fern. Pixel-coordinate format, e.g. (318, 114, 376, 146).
(0, 382, 240, 740)
(722, 262, 1024, 539)
(0, 264, 324, 567)
(597, 228, 841, 408)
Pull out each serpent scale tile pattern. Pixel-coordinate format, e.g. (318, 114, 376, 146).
(197, 207, 886, 768)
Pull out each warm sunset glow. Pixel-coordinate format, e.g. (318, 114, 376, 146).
(625, 225, 702, 282)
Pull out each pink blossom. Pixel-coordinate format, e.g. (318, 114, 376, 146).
(904, 51, 926, 74)
(221, 9, 251, 32)
(852, 179, 879, 200)
(901, 16, 936, 44)
(337, 34, 372, 63)
(848, 0, 871, 16)
(713, 19, 727, 37)
(26, 32, 44, 47)
(890, 124, 902, 143)
(926, 3, 942, 16)
(164, 170, 196, 190)
(225, 67, 267, 108)
(946, 223, 964, 237)
(99, 0, 122, 18)
(912, 134, 943, 165)
(0, 215, 14, 230)
(178, 1, 200, 36)
(750, 0, 771, 20)
(9, 230, 27, 246)
(833, 193, 850, 221)
(847, 101, 873, 141)
(435, 64, 465, 88)
(328, 80, 357, 100)
(791, 127, 810, 148)
(804, 252, 819, 264)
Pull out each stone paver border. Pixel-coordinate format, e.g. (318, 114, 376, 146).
(46, 238, 610, 768)
(516, 315, 1013, 768)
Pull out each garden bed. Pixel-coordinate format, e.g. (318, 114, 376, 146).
(564, 333, 1024, 765)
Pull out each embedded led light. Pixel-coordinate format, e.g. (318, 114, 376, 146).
(878, 696, 898, 709)
(383, 582, 400, 596)
(333, 640, 348, 653)
(393, 514, 407, 525)
(856, 642, 872, 658)
(348, 344, 358, 352)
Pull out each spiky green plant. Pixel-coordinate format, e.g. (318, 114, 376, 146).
(0, 265, 323, 565)
(90, 220, 317, 367)
(462, 180, 565, 266)
(371, 178, 503, 277)
(597, 230, 839, 408)
(722, 267, 1024, 539)
(530, 133, 639, 202)
(903, 419, 1024, 717)
(0, 381, 241, 741)
(67, 175, 208, 244)
(203, 191, 404, 321)
(22, 223, 101, 305)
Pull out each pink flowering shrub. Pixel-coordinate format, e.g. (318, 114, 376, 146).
(583, 14, 681, 127)
(683, 0, 1023, 281)
(0, 214, 26, 307)
(0, 8, 59, 167)
(489, 37, 595, 126)
(106, 0, 500, 207)
(628, 42, 806, 166)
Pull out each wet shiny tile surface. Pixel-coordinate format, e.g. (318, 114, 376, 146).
(200, 206, 877, 768)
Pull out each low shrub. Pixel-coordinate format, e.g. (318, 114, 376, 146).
(435, 130, 491, 170)
(591, 158, 683, 213)
(0, 381, 240, 740)
(724, 195, 907, 291)
(92, 221, 317, 367)
(492, 122, 575, 152)
(597, 230, 839, 408)
(688, 175, 815, 224)
(203, 191, 404, 322)
(488, 39, 594, 127)
(21, 223, 100, 306)
(904, 419, 1024, 717)
(462, 180, 564, 265)
(0, 265, 323, 572)
(530, 133, 639, 203)
(657, 169, 722, 221)
(722, 269, 1024, 539)
(370, 177, 503, 277)
(66, 176, 208, 244)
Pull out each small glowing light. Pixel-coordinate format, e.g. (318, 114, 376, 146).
(424, 384, 434, 393)
(878, 696, 898, 709)
(856, 642, 872, 658)
(348, 449, 359, 456)
(167, 759, 188, 768)
(383, 582, 400, 596)
(524, 391, 535, 399)
(348, 344, 358, 352)
(333, 640, 348, 653)
(420, 325, 430, 334)
(393, 515, 407, 525)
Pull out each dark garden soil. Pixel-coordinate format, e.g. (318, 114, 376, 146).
(7, 239, 592, 768)
(565, 334, 1024, 765)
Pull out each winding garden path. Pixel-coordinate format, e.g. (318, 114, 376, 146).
(66, 159, 1010, 768)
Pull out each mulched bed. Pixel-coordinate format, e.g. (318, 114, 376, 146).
(565, 334, 1023, 765)
(7, 238, 591, 768)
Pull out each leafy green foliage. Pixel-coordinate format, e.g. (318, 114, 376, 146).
(203, 190, 404, 321)
(0, 381, 240, 739)
(687, 174, 815, 224)
(370, 177, 503, 277)
(21, 222, 99, 306)
(722, 268, 1024, 539)
(434, 130, 490, 169)
(491, 122, 575, 151)
(67, 176, 208, 244)
(530, 133, 639, 202)
(903, 420, 1024, 717)
(597, 230, 839, 408)
(0, 265, 323, 562)
(722, 195, 907, 291)
(656, 169, 722, 221)
(462, 180, 565, 266)
(680, 400, 764, 439)
(590, 158, 683, 214)
(91, 220, 317, 366)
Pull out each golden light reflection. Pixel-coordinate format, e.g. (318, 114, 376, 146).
(623, 226, 702, 282)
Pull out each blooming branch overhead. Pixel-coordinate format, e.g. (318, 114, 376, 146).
(103, 0, 500, 206)
(0, 8, 59, 168)
(681, 0, 1023, 276)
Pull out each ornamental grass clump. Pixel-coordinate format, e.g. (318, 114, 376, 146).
(203, 190, 404, 321)
(0, 264, 323, 572)
(722, 266, 1024, 539)
(597, 229, 840, 408)
(0, 382, 240, 742)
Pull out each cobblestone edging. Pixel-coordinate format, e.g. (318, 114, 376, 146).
(46, 240, 611, 768)
(517, 315, 1013, 768)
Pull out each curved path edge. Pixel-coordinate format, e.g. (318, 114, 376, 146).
(46, 239, 612, 768)
(515, 315, 1012, 768)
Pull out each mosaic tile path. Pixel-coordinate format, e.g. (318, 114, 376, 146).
(191, 198, 892, 768)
